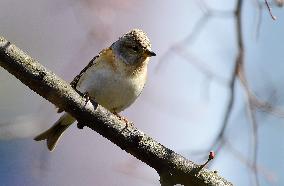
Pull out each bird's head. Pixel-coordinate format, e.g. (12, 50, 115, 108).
(111, 29, 156, 65)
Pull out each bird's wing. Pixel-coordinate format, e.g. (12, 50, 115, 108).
(70, 47, 113, 89)
(57, 48, 111, 113)
(57, 55, 98, 113)
(70, 55, 98, 89)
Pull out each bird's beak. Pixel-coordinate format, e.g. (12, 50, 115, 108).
(145, 49, 156, 57)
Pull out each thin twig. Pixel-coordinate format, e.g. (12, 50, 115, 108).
(265, 0, 277, 20)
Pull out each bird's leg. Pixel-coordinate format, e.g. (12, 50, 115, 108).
(76, 92, 90, 130)
(82, 92, 90, 106)
(77, 92, 98, 130)
(75, 90, 91, 107)
(114, 112, 128, 123)
(73, 87, 90, 103)
(114, 112, 133, 128)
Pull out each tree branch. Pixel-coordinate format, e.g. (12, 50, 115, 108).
(0, 36, 232, 186)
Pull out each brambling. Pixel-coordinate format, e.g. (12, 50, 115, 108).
(34, 29, 156, 151)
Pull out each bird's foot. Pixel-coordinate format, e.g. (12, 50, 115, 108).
(114, 113, 133, 129)
(82, 92, 90, 106)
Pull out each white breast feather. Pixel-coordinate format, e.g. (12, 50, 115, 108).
(76, 56, 148, 113)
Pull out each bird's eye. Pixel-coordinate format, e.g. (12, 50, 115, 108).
(131, 46, 139, 52)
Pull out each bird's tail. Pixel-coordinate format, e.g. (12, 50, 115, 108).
(34, 113, 75, 151)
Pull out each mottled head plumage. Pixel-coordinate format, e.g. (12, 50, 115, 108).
(120, 29, 152, 50)
(111, 29, 156, 65)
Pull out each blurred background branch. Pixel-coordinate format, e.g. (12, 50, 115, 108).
(156, 0, 284, 185)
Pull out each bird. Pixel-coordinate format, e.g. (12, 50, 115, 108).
(34, 29, 156, 151)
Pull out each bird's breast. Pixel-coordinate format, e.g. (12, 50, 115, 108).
(76, 57, 147, 113)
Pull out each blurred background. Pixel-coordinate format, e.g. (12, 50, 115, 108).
(1, 0, 284, 185)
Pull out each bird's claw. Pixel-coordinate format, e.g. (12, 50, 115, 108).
(114, 113, 133, 129)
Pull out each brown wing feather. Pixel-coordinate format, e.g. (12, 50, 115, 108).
(57, 55, 98, 113)
(70, 55, 98, 89)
